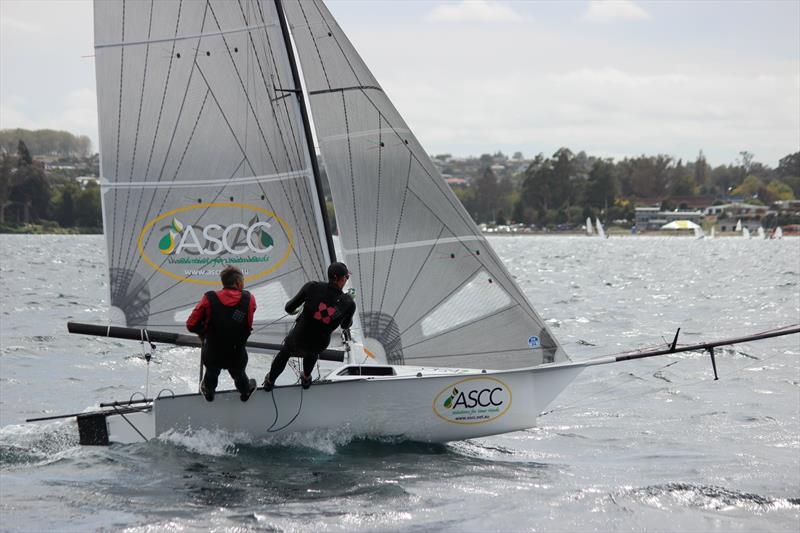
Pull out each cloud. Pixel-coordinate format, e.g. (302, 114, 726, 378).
(0, 16, 42, 33)
(425, 1, 521, 23)
(581, 1, 650, 23)
(0, 89, 98, 148)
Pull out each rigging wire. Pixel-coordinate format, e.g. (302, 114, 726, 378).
(540, 348, 794, 418)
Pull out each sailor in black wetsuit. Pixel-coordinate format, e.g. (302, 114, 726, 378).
(263, 262, 356, 390)
(186, 265, 258, 402)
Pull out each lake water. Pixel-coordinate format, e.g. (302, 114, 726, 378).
(1, 234, 798, 531)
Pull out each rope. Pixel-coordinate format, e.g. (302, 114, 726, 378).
(266, 386, 304, 433)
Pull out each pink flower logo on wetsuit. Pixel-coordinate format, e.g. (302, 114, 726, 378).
(313, 302, 337, 324)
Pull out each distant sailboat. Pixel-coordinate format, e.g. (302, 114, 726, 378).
(694, 227, 705, 239)
(773, 227, 783, 239)
(595, 218, 606, 239)
(757, 227, 766, 239)
(710, 227, 716, 239)
(586, 217, 594, 236)
(735, 219, 742, 232)
(743, 227, 751, 239)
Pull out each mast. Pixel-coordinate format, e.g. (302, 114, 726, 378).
(274, 0, 337, 263)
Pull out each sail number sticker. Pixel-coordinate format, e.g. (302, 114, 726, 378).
(138, 202, 294, 285)
(433, 377, 512, 425)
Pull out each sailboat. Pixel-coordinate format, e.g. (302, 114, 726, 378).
(595, 218, 606, 239)
(773, 227, 783, 239)
(693, 226, 705, 239)
(743, 227, 751, 239)
(710, 226, 716, 239)
(29, 0, 799, 445)
(585, 216, 594, 236)
(735, 219, 742, 232)
(757, 227, 766, 239)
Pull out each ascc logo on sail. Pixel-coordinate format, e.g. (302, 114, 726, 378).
(137, 202, 294, 285)
(433, 377, 512, 425)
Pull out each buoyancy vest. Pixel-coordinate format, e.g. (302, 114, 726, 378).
(204, 290, 251, 352)
(290, 282, 355, 351)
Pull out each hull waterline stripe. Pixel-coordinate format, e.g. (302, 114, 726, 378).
(100, 170, 310, 189)
(343, 235, 484, 255)
(95, 23, 276, 49)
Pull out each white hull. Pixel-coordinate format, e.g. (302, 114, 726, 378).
(107, 363, 583, 444)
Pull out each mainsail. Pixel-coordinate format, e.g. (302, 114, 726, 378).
(284, 0, 569, 369)
(94, 0, 331, 344)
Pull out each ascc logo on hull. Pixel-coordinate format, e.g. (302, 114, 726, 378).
(137, 202, 294, 285)
(433, 377, 512, 425)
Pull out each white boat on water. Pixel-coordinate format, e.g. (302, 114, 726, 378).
(774, 227, 783, 239)
(32, 0, 799, 445)
(586, 216, 594, 235)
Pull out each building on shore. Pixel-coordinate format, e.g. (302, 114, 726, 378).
(634, 207, 704, 231)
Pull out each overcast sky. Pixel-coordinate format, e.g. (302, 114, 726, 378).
(1, 0, 798, 167)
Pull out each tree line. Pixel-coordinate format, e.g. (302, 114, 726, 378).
(0, 141, 101, 232)
(0, 129, 92, 159)
(451, 149, 799, 227)
(1, 126, 798, 234)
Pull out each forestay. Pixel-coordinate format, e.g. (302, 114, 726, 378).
(94, 0, 330, 345)
(284, 0, 569, 369)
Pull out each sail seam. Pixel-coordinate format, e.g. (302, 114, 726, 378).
(297, 0, 333, 90)
(341, 90, 365, 304)
(206, 1, 316, 280)
(342, 235, 484, 256)
(384, 264, 483, 351)
(306, 0, 531, 329)
(115, 0, 155, 279)
(250, 1, 322, 278)
(369, 114, 383, 329)
(192, 61, 311, 280)
(121, 0, 184, 279)
(401, 303, 519, 351)
(94, 23, 275, 49)
(110, 0, 127, 290)
(117, 0, 169, 282)
(320, 128, 410, 143)
(405, 186, 541, 325)
(376, 152, 413, 321)
(388, 225, 447, 322)
(121, 0, 207, 281)
(101, 170, 310, 189)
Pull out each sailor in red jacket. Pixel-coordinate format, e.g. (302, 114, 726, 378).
(186, 265, 257, 402)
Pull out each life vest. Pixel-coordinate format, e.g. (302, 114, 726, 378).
(204, 290, 251, 351)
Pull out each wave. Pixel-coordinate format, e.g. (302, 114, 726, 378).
(0, 420, 79, 467)
(625, 483, 799, 512)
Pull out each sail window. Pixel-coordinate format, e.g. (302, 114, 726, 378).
(420, 270, 512, 336)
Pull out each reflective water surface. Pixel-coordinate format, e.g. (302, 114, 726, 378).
(1, 234, 798, 531)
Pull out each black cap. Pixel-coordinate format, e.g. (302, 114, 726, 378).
(327, 262, 350, 280)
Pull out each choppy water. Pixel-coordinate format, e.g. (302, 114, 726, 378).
(1, 234, 799, 532)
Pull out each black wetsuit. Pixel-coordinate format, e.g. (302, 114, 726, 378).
(268, 281, 356, 382)
(200, 290, 253, 393)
